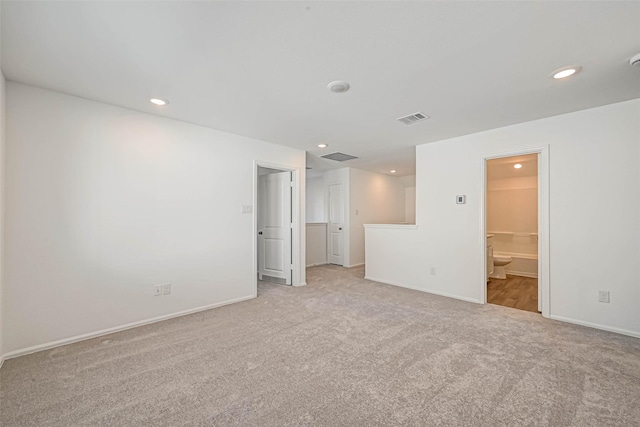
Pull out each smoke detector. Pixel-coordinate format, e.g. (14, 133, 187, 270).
(630, 53, 640, 67)
(327, 81, 350, 93)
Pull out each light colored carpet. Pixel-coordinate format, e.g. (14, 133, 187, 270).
(1, 265, 639, 426)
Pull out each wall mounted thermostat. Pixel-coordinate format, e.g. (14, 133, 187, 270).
(456, 195, 466, 204)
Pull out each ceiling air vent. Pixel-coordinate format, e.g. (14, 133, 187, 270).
(321, 152, 358, 162)
(397, 112, 429, 125)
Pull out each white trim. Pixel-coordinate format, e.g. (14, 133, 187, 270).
(363, 224, 418, 230)
(549, 315, 640, 339)
(293, 282, 307, 287)
(365, 276, 482, 304)
(253, 161, 305, 291)
(494, 251, 538, 260)
(488, 186, 537, 191)
(306, 262, 329, 267)
(2, 295, 256, 361)
(0, 356, 4, 370)
(480, 146, 550, 318)
(488, 231, 538, 237)
(345, 262, 365, 268)
(505, 270, 538, 278)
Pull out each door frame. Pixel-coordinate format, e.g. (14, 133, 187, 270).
(480, 146, 550, 318)
(253, 161, 305, 295)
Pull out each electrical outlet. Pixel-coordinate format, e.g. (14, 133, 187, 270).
(598, 290, 610, 303)
(162, 283, 172, 295)
(430, 267, 436, 276)
(154, 285, 162, 296)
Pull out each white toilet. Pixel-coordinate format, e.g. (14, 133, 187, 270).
(491, 254, 512, 280)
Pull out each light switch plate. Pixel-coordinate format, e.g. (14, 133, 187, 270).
(456, 195, 466, 204)
(241, 204, 253, 214)
(598, 290, 610, 303)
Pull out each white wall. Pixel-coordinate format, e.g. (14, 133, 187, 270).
(405, 187, 416, 224)
(400, 175, 416, 224)
(3, 83, 306, 356)
(306, 223, 327, 266)
(487, 173, 538, 258)
(349, 168, 405, 266)
(305, 174, 325, 223)
(366, 99, 640, 337)
(487, 175, 538, 236)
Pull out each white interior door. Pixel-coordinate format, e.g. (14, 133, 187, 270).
(328, 183, 344, 266)
(258, 171, 292, 284)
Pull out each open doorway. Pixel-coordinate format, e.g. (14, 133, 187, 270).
(257, 166, 293, 285)
(485, 154, 540, 313)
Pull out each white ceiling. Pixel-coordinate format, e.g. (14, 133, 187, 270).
(2, 1, 639, 176)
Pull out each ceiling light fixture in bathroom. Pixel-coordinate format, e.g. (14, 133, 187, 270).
(150, 98, 169, 106)
(514, 164, 522, 169)
(390, 170, 397, 174)
(317, 143, 328, 148)
(550, 65, 582, 79)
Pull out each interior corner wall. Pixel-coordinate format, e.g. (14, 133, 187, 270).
(399, 175, 416, 224)
(305, 174, 325, 223)
(366, 98, 640, 337)
(349, 168, 405, 266)
(3, 82, 306, 356)
(405, 187, 416, 224)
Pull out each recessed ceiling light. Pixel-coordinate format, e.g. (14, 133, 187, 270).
(327, 81, 350, 93)
(317, 143, 328, 148)
(150, 98, 168, 106)
(514, 164, 522, 169)
(390, 170, 397, 174)
(550, 65, 582, 79)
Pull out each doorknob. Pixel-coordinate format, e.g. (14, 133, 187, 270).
(258, 231, 263, 235)
(339, 227, 342, 230)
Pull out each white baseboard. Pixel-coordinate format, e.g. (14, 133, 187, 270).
(306, 262, 328, 267)
(1, 294, 256, 362)
(306, 262, 363, 268)
(364, 275, 482, 304)
(345, 262, 365, 268)
(505, 269, 538, 278)
(549, 315, 640, 339)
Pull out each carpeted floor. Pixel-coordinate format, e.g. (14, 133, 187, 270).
(1, 265, 639, 426)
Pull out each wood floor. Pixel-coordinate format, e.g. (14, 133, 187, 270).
(487, 275, 539, 313)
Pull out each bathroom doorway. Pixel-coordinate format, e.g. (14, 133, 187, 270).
(485, 154, 539, 313)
